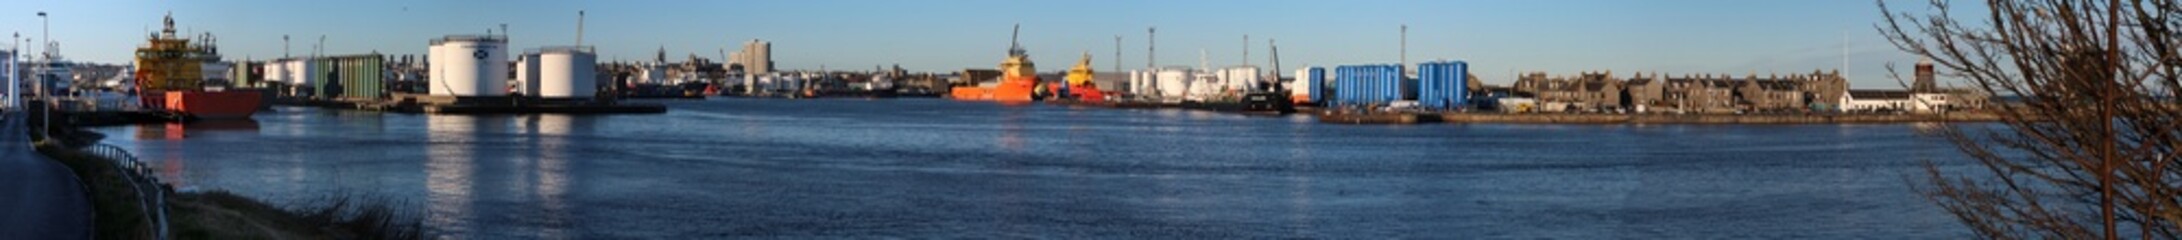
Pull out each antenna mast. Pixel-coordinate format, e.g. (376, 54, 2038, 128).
(1270, 39, 1282, 92)
(576, 11, 586, 47)
(1008, 24, 1022, 56)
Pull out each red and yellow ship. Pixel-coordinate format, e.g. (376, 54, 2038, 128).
(1055, 52, 1105, 103)
(135, 13, 262, 119)
(949, 25, 1104, 103)
(950, 25, 1040, 102)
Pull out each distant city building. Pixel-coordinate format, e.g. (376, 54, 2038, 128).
(730, 39, 773, 75)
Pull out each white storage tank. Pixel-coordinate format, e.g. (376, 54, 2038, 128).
(515, 53, 541, 96)
(261, 60, 288, 85)
(428, 35, 508, 97)
(1154, 67, 1192, 100)
(1220, 66, 1261, 91)
(285, 59, 318, 87)
(1143, 69, 1160, 96)
(537, 46, 597, 99)
(1127, 70, 1144, 95)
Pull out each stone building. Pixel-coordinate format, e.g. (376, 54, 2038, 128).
(1516, 70, 1850, 114)
(1624, 73, 1665, 112)
(1516, 71, 1623, 112)
(1736, 75, 1806, 112)
(1662, 75, 1739, 113)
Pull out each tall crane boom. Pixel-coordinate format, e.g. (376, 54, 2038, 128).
(1007, 24, 1023, 56)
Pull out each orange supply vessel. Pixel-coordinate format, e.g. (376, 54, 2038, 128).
(950, 25, 1041, 102)
(135, 13, 262, 119)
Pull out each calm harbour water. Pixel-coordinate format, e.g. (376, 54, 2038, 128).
(94, 98, 1975, 238)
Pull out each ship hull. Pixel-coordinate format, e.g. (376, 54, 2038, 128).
(145, 90, 264, 119)
(948, 76, 1039, 102)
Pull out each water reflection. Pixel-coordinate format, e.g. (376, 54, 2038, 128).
(1286, 123, 1317, 236)
(425, 115, 480, 237)
(133, 119, 261, 140)
(127, 119, 264, 187)
(998, 107, 1026, 151)
(533, 114, 581, 239)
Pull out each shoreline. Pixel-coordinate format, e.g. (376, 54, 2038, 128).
(30, 109, 422, 239)
(1427, 112, 2001, 124)
(1070, 100, 2001, 125)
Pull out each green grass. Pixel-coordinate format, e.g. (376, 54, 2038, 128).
(33, 136, 158, 240)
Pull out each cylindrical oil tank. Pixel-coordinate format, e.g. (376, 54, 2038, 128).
(1222, 66, 1260, 92)
(1155, 68, 1191, 100)
(429, 35, 508, 96)
(288, 59, 318, 87)
(262, 61, 288, 84)
(538, 47, 597, 99)
(428, 44, 443, 94)
(516, 53, 541, 96)
(1144, 71, 1157, 95)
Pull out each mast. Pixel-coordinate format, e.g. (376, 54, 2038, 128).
(1265, 39, 1274, 87)
(576, 11, 586, 47)
(1008, 23, 1022, 56)
(1270, 38, 1282, 92)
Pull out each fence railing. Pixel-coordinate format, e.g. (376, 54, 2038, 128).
(80, 143, 169, 240)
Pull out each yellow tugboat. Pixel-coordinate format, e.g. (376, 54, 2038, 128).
(135, 12, 262, 119)
(1056, 52, 1106, 102)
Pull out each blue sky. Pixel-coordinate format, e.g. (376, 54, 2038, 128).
(4, 0, 1949, 88)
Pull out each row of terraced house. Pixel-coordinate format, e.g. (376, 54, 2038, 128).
(1506, 62, 1985, 114)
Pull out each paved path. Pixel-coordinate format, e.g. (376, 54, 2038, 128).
(0, 111, 93, 239)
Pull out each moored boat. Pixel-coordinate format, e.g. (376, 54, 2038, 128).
(134, 13, 262, 119)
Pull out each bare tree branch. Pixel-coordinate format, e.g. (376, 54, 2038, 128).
(1882, 0, 2182, 238)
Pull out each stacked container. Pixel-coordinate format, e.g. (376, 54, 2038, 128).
(1332, 64, 1403, 107)
(1417, 60, 1470, 110)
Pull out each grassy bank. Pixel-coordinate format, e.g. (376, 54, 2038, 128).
(30, 110, 422, 239)
(32, 134, 157, 240)
(166, 191, 420, 239)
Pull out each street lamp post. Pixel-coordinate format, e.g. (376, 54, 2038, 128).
(37, 11, 49, 135)
(10, 32, 17, 110)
